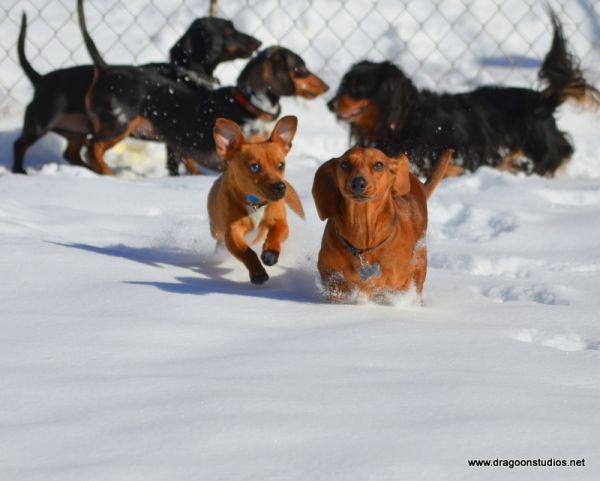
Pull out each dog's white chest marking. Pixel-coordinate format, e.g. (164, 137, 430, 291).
(246, 204, 267, 228)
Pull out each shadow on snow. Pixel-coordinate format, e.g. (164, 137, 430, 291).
(49, 241, 323, 304)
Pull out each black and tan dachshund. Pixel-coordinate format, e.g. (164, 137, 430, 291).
(328, 10, 599, 177)
(13, 10, 260, 174)
(78, 0, 328, 175)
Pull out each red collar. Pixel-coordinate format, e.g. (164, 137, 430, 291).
(233, 88, 281, 121)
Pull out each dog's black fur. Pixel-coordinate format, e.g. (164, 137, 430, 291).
(78, 0, 328, 175)
(169, 17, 260, 84)
(328, 11, 599, 176)
(13, 9, 260, 174)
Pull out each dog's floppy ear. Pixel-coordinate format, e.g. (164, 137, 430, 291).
(378, 62, 417, 131)
(214, 118, 244, 159)
(169, 35, 188, 68)
(263, 48, 295, 96)
(170, 19, 222, 72)
(312, 158, 340, 220)
(270, 115, 297, 153)
(170, 21, 200, 69)
(390, 154, 411, 197)
(191, 21, 223, 69)
(284, 181, 305, 219)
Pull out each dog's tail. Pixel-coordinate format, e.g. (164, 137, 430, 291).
(77, 0, 108, 71)
(424, 149, 453, 199)
(538, 9, 600, 110)
(18, 13, 41, 86)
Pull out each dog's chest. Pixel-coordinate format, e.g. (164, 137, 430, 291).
(246, 204, 267, 228)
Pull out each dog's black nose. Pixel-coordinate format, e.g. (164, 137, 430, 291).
(271, 181, 286, 198)
(350, 176, 367, 194)
(248, 36, 262, 51)
(327, 97, 336, 111)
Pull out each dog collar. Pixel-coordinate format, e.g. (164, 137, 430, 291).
(334, 222, 397, 281)
(233, 88, 281, 121)
(245, 194, 269, 211)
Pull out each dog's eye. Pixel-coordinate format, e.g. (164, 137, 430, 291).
(293, 66, 308, 77)
(373, 161, 384, 171)
(340, 160, 351, 170)
(277, 162, 285, 171)
(249, 163, 261, 173)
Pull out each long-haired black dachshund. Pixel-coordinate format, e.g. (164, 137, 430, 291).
(328, 11, 599, 177)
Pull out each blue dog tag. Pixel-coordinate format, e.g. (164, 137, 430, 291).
(359, 261, 381, 281)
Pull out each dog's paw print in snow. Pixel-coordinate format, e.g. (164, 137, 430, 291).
(481, 284, 570, 306)
(431, 203, 517, 242)
(514, 329, 600, 352)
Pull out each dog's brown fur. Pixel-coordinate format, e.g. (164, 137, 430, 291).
(208, 116, 304, 284)
(312, 147, 452, 302)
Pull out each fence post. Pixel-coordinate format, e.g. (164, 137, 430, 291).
(209, 0, 218, 17)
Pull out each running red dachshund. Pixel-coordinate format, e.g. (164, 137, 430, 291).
(208, 116, 304, 285)
(312, 147, 452, 303)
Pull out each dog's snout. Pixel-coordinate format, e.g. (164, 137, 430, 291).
(271, 181, 286, 198)
(248, 36, 262, 50)
(350, 176, 367, 194)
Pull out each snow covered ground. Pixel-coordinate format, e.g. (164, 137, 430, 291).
(1, 1, 600, 480)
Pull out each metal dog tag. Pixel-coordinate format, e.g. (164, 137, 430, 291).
(359, 260, 381, 281)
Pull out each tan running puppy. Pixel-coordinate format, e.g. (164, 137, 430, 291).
(208, 116, 304, 284)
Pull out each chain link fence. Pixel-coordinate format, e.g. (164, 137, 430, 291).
(1, 0, 600, 117)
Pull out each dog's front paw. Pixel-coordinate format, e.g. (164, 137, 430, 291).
(250, 271, 270, 285)
(261, 249, 279, 266)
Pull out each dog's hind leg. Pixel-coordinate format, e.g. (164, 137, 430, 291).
(524, 123, 573, 176)
(13, 104, 46, 174)
(61, 132, 92, 169)
(86, 116, 147, 175)
(13, 131, 37, 174)
(412, 247, 428, 295)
